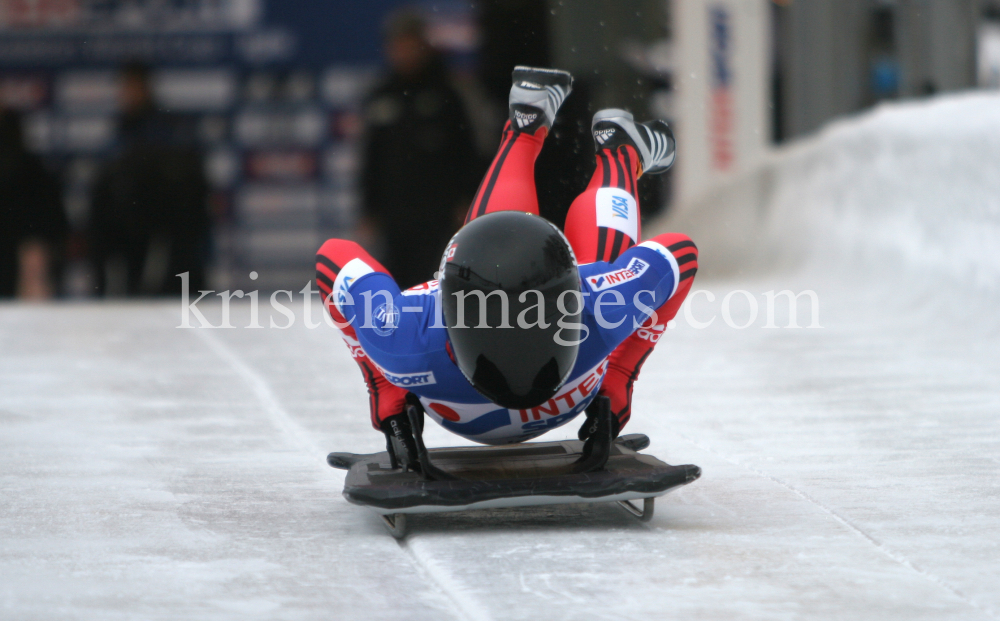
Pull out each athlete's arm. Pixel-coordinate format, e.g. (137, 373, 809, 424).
(580, 239, 680, 350)
(334, 269, 441, 375)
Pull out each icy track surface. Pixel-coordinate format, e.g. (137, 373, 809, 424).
(3, 93, 1000, 620)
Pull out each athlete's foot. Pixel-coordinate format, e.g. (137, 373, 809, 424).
(509, 66, 573, 133)
(591, 109, 676, 175)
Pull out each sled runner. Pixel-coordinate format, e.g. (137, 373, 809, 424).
(328, 398, 701, 538)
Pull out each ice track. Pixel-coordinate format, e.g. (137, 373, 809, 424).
(2, 93, 1000, 619)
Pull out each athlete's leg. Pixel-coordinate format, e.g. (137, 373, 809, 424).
(316, 239, 408, 430)
(566, 109, 687, 434)
(601, 233, 698, 432)
(564, 109, 674, 264)
(465, 67, 573, 223)
(565, 148, 696, 433)
(562, 143, 642, 263)
(464, 121, 547, 222)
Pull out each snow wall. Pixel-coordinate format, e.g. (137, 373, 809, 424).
(650, 91, 1000, 293)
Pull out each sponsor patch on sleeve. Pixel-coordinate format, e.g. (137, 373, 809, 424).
(401, 280, 440, 296)
(637, 240, 680, 298)
(585, 257, 649, 291)
(371, 302, 400, 336)
(381, 369, 437, 387)
(332, 258, 375, 314)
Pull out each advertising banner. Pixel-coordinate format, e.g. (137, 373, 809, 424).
(672, 0, 770, 204)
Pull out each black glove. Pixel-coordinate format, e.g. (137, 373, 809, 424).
(380, 412, 420, 472)
(576, 396, 621, 468)
(577, 396, 621, 442)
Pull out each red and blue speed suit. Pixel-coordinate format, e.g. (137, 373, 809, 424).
(317, 120, 698, 445)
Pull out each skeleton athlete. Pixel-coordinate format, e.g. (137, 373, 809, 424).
(315, 67, 698, 466)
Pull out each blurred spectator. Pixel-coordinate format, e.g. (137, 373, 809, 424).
(88, 62, 209, 296)
(357, 10, 480, 289)
(0, 109, 66, 300)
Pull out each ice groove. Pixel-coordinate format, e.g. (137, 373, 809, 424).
(192, 323, 488, 621)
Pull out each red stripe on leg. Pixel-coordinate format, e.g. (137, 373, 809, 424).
(565, 145, 642, 264)
(466, 122, 546, 223)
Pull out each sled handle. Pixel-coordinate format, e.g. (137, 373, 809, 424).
(572, 396, 613, 473)
(407, 404, 460, 481)
(328, 452, 365, 470)
(615, 434, 650, 452)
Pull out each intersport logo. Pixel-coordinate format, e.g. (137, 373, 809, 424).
(381, 370, 437, 387)
(586, 258, 648, 292)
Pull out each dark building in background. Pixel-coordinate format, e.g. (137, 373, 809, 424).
(478, 0, 552, 106)
(478, 0, 589, 229)
(772, 0, 980, 142)
(0, 0, 992, 300)
(478, 0, 670, 227)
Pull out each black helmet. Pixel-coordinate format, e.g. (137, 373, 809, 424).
(440, 211, 582, 409)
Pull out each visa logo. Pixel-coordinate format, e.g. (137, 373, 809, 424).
(611, 195, 629, 219)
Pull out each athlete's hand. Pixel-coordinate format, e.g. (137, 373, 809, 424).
(574, 395, 618, 471)
(380, 413, 419, 471)
(577, 396, 621, 443)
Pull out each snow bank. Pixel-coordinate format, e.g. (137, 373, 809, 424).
(654, 91, 1000, 291)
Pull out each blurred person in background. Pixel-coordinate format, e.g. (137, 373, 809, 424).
(88, 62, 209, 297)
(0, 108, 66, 300)
(356, 9, 480, 289)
